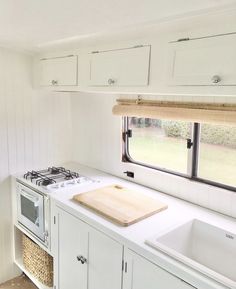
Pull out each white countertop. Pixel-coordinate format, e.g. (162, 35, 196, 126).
(50, 162, 236, 289)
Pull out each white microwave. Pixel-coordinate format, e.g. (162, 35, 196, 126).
(16, 182, 50, 247)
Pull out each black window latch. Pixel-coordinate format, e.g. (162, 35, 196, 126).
(125, 129, 132, 138)
(187, 138, 193, 149)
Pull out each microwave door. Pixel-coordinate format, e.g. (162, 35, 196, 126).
(21, 191, 40, 225)
(18, 187, 45, 241)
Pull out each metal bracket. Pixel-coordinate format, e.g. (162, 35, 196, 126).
(123, 129, 132, 139)
(177, 37, 190, 42)
(123, 171, 134, 178)
(133, 45, 144, 48)
(126, 129, 132, 138)
(136, 95, 142, 104)
(77, 255, 87, 264)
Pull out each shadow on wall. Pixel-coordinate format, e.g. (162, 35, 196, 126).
(0, 177, 20, 284)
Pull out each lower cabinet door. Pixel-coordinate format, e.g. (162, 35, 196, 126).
(123, 249, 196, 289)
(88, 227, 123, 289)
(56, 207, 123, 289)
(58, 208, 88, 289)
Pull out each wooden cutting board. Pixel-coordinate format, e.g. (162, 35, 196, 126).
(73, 185, 168, 226)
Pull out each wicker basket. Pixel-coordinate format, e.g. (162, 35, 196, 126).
(22, 234, 53, 287)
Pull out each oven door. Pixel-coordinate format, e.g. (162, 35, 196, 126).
(17, 183, 45, 241)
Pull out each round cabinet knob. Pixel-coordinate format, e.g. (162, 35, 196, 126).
(77, 255, 87, 264)
(211, 75, 221, 84)
(108, 78, 115, 85)
(51, 80, 58, 85)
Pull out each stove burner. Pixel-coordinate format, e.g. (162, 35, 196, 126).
(50, 167, 60, 174)
(42, 179, 55, 186)
(31, 171, 39, 178)
(24, 166, 80, 187)
(24, 171, 40, 180)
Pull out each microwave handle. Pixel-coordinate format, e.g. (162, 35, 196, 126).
(20, 189, 39, 205)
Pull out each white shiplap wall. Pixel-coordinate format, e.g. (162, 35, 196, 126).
(0, 48, 72, 283)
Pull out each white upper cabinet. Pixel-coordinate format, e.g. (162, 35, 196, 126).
(123, 249, 196, 289)
(168, 33, 236, 86)
(89, 45, 151, 87)
(39, 55, 78, 86)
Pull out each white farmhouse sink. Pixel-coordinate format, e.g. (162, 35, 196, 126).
(146, 219, 236, 288)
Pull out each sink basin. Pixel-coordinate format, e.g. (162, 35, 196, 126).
(146, 219, 236, 288)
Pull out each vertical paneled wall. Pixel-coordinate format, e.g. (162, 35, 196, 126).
(0, 48, 72, 283)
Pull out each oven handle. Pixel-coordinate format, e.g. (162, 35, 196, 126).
(20, 189, 40, 206)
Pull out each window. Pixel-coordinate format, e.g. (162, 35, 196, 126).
(128, 118, 192, 174)
(123, 117, 236, 191)
(198, 123, 236, 188)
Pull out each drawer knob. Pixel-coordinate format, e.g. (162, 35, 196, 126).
(77, 255, 87, 264)
(211, 75, 221, 84)
(108, 78, 115, 85)
(51, 80, 58, 85)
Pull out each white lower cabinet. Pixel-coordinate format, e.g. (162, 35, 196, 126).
(55, 207, 123, 289)
(58, 208, 88, 289)
(54, 207, 197, 289)
(123, 249, 196, 289)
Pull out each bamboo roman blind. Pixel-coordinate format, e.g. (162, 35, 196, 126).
(112, 99, 236, 125)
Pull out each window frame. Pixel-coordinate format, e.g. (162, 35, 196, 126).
(122, 117, 236, 192)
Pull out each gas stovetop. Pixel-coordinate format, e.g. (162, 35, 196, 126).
(23, 166, 95, 191)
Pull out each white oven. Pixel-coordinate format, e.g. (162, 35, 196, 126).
(16, 182, 50, 247)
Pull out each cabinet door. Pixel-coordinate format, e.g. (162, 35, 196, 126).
(39, 55, 78, 86)
(168, 33, 236, 86)
(89, 46, 150, 86)
(56, 207, 123, 289)
(58, 208, 88, 289)
(123, 249, 196, 289)
(88, 227, 123, 289)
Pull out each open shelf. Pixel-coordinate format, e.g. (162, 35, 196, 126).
(13, 226, 53, 289)
(14, 258, 52, 289)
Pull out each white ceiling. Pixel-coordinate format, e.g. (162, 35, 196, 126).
(0, 0, 235, 52)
